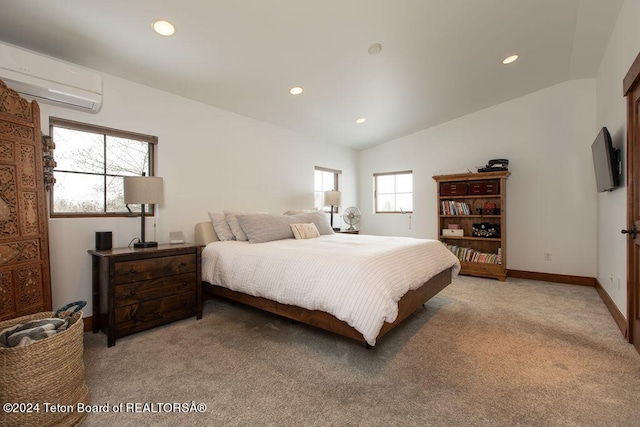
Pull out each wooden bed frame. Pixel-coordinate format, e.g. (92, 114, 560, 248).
(195, 222, 454, 347)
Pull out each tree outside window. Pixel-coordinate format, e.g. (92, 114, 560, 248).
(49, 118, 157, 217)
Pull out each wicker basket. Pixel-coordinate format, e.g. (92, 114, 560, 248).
(0, 310, 89, 427)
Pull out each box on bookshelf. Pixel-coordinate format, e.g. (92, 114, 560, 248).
(442, 229, 464, 237)
(472, 222, 500, 238)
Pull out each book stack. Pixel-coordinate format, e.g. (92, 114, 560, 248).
(440, 201, 471, 215)
(443, 243, 502, 264)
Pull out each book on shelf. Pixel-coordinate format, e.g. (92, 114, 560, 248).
(442, 243, 502, 264)
(440, 200, 471, 215)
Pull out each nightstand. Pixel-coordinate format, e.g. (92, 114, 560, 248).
(339, 230, 360, 234)
(88, 243, 202, 347)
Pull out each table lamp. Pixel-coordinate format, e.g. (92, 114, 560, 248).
(123, 174, 163, 248)
(323, 190, 341, 231)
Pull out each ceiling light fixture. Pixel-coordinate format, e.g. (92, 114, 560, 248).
(152, 20, 176, 36)
(355, 118, 367, 124)
(289, 86, 304, 95)
(368, 43, 382, 55)
(502, 54, 519, 65)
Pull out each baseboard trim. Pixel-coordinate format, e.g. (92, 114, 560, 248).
(507, 270, 596, 287)
(594, 280, 629, 339)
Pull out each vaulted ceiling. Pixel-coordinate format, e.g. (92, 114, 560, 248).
(0, 0, 624, 149)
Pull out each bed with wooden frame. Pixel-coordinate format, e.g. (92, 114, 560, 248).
(195, 221, 457, 347)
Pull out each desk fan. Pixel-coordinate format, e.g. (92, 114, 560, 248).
(342, 207, 361, 231)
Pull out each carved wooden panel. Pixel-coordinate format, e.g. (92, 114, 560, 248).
(0, 239, 40, 265)
(0, 122, 33, 139)
(21, 192, 40, 235)
(0, 271, 14, 317)
(0, 78, 51, 320)
(0, 139, 14, 161)
(20, 144, 36, 188)
(15, 264, 43, 311)
(0, 165, 18, 237)
(0, 80, 32, 121)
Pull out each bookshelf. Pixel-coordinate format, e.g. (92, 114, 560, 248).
(433, 171, 509, 281)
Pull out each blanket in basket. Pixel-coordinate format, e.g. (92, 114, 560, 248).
(0, 318, 69, 348)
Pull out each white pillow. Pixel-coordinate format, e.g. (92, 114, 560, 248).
(208, 212, 235, 241)
(290, 223, 320, 240)
(290, 211, 334, 235)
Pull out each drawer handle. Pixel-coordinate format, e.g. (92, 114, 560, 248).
(136, 313, 162, 323)
(130, 290, 136, 296)
(179, 262, 187, 268)
(129, 269, 137, 274)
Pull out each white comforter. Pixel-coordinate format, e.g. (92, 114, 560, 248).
(202, 234, 460, 345)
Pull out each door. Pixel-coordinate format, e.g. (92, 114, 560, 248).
(623, 52, 640, 355)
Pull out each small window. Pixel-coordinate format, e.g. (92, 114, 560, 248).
(314, 166, 341, 211)
(374, 171, 413, 213)
(49, 118, 157, 217)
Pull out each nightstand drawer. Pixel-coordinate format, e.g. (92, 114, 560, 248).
(114, 291, 196, 335)
(115, 273, 196, 307)
(115, 254, 196, 284)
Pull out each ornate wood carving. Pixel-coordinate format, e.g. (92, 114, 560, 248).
(20, 144, 36, 188)
(0, 80, 32, 121)
(0, 78, 51, 320)
(0, 165, 18, 237)
(0, 271, 14, 317)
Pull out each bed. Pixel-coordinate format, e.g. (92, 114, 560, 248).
(195, 214, 460, 347)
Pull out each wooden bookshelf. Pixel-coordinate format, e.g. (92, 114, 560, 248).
(433, 171, 509, 281)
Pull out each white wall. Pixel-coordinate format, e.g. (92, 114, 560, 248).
(359, 79, 598, 278)
(36, 72, 358, 315)
(595, 0, 640, 317)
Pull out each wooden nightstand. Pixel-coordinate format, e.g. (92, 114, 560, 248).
(339, 230, 360, 234)
(88, 243, 202, 347)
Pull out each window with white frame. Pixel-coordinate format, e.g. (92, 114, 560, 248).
(374, 170, 413, 213)
(49, 118, 157, 217)
(314, 166, 341, 211)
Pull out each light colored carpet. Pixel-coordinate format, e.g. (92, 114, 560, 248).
(81, 275, 640, 426)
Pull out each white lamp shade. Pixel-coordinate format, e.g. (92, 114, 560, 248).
(123, 176, 164, 205)
(323, 190, 341, 207)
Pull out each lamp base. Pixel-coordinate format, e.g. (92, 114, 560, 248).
(134, 241, 158, 249)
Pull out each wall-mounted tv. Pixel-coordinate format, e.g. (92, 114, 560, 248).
(591, 127, 620, 192)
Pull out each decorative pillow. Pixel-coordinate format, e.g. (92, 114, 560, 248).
(236, 213, 299, 244)
(290, 223, 320, 240)
(223, 210, 266, 241)
(290, 211, 334, 235)
(208, 212, 235, 241)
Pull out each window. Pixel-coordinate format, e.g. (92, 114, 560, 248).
(314, 166, 341, 211)
(374, 171, 413, 213)
(49, 118, 157, 217)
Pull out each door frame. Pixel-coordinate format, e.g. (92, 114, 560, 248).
(623, 51, 640, 352)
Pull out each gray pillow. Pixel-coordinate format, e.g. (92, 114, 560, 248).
(237, 213, 300, 244)
(208, 212, 235, 241)
(223, 210, 267, 241)
(290, 211, 334, 235)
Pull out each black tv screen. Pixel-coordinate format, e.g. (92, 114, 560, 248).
(591, 127, 620, 192)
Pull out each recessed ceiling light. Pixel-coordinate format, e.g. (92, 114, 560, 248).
(289, 86, 303, 95)
(368, 43, 382, 55)
(152, 20, 176, 36)
(502, 54, 519, 65)
(355, 117, 367, 124)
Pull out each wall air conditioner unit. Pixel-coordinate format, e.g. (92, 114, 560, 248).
(0, 42, 102, 113)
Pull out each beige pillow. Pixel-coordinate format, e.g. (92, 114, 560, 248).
(290, 223, 320, 240)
